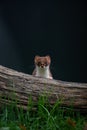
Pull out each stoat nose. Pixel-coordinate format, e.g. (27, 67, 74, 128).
(41, 65, 44, 68)
(41, 64, 44, 68)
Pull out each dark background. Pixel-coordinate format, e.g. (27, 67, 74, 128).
(0, 1, 87, 82)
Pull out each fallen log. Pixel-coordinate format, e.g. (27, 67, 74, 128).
(0, 65, 87, 113)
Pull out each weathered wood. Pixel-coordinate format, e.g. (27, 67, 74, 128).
(0, 65, 87, 113)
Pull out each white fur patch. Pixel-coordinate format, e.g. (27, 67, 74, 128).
(35, 65, 53, 79)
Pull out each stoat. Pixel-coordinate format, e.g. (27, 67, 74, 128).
(32, 55, 53, 79)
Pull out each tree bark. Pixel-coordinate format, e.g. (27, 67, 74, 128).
(0, 65, 87, 113)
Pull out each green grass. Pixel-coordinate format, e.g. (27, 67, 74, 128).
(0, 96, 86, 130)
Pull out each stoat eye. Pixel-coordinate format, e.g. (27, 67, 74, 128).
(44, 62, 47, 66)
(37, 62, 41, 66)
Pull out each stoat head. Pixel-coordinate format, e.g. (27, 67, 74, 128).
(34, 55, 51, 68)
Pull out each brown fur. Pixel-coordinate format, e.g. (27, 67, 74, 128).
(34, 55, 51, 68)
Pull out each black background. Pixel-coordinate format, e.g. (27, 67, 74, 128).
(0, 1, 87, 82)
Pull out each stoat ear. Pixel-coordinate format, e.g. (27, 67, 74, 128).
(46, 55, 51, 63)
(34, 55, 40, 63)
(46, 55, 51, 60)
